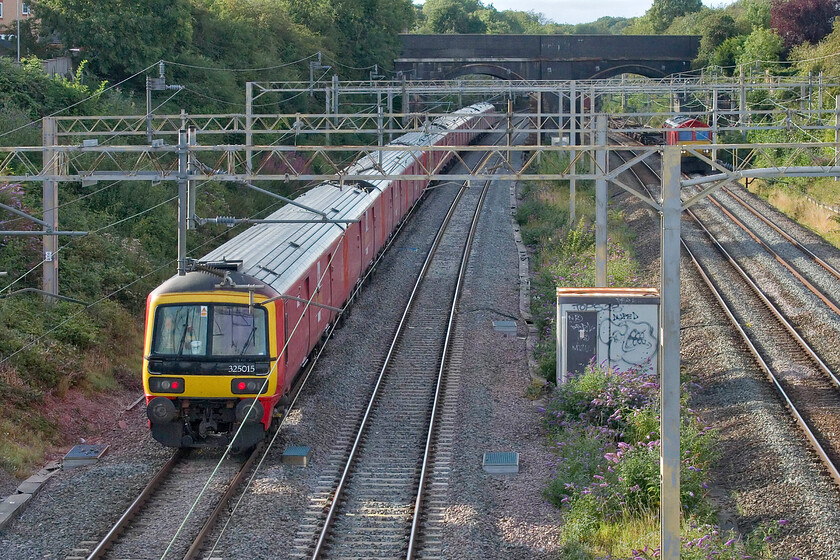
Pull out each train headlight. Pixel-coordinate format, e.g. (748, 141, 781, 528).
(146, 396, 177, 424)
(235, 398, 264, 423)
(149, 377, 185, 394)
(231, 378, 269, 395)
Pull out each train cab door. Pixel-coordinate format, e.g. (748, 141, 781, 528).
(402, 180, 410, 216)
(326, 252, 339, 321)
(377, 197, 387, 250)
(285, 281, 309, 372)
(392, 183, 400, 225)
(302, 276, 314, 354)
(275, 300, 289, 391)
(372, 203, 382, 255)
(343, 218, 361, 291)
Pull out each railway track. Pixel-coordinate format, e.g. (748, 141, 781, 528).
(611, 136, 840, 487)
(68, 445, 260, 560)
(287, 120, 526, 559)
(289, 170, 490, 560)
(694, 184, 840, 316)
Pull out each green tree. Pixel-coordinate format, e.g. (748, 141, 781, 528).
(710, 36, 745, 74)
(691, 11, 738, 66)
(790, 17, 840, 75)
(645, 0, 703, 33)
(737, 27, 784, 71)
(420, 0, 487, 33)
(476, 8, 514, 34)
(331, 0, 415, 71)
(743, 0, 773, 29)
(34, 0, 194, 79)
(503, 10, 552, 34)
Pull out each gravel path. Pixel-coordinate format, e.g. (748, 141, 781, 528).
(435, 159, 562, 559)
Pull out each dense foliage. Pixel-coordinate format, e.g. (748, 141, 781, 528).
(34, 0, 194, 79)
(540, 361, 784, 558)
(770, 0, 840, 49)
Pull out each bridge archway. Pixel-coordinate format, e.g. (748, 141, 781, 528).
(588, 64, 668, 80)
(443, 64, 526, 81)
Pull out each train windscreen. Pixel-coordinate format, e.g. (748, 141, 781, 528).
(152, 304, 268, 357)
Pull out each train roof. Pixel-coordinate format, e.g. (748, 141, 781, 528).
(664, 115, 710, 129)
(159, 102, 494, 298)
(151, 270, 279, 298)
(198, 183, 374, 296)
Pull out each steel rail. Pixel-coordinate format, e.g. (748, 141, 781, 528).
(611, 133, 840, 487)
(310, 118, 516, 559)
(405, 170, 492, 560)
(682, 238, 840, 487)
(720, 185, 840, 283)
(696, 187, 840, 317)
(182, 442, 264, 560)
(85, 449, 186, 560)
(685, 205, 840, 388)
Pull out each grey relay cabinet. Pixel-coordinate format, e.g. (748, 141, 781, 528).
(556, 287, 660, 383)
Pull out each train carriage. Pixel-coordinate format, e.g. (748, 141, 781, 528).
(143, 102, 494, 450)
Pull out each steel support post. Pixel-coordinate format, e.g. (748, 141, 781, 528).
(660, 145, 682, 560)
(378, 104, 384, 169)
(387, 89, 394, 141)
(401, 75, 408, 126)
(621, 74, 627, 112)
(712, 90, 718, 164)
(802, 82, 807, 113)
(507, 99, 513, 165)
(570, 80, 577, 224)
(589, 95, 596, 176)
(835, 94, 840, 180)
(739, 65, 746, 130)
(245, 81, 253, 176)
(595, 115, 608, 287)
(187, 127, 197, 230)
(536, 92, 542, 164)
(332, 74, 339, 123)
(177, 130, 189, 276)
(558, 90, 563, 130)
(146, 76, 153, 144)
(325, 86, 332, 145)
(819, 72, 824, 113)
(42, 117, 59, 298)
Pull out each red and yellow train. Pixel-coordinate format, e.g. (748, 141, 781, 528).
(629, 115, 714, 174)
(663, 115, 713, 174)
(142, 103, 495, 450)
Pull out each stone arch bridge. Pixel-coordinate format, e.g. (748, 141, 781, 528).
(394, 34, 700, 81)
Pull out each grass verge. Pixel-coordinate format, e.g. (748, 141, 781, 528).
(747, 177, 840, 248)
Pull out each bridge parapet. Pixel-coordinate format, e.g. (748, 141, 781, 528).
(395, 34, 700, 81)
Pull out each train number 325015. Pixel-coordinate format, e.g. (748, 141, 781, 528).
(228, 364, 256, 373)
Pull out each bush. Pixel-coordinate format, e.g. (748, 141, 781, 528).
(541, 361, 737, 556)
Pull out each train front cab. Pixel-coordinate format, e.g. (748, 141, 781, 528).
(143, 287, 286, 451)
(664, 116, 713, 173)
